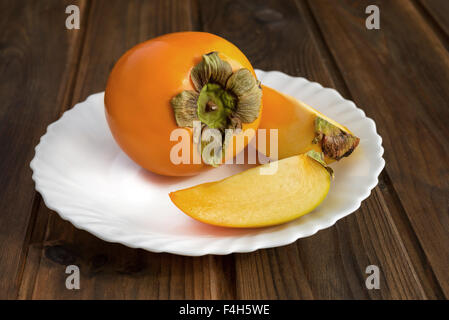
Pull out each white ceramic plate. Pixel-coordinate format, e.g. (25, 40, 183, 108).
(30, 70, 384, 256)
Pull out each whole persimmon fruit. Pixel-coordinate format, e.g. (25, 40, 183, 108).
(105, 32, 262, 176)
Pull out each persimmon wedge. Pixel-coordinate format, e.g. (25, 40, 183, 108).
(169, 151, 333, 228)
(259, 85, 359, 163)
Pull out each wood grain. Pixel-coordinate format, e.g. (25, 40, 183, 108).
(419, 0, 449, 40)
(308, 0, 449, 297)
(0, 0, 88, 299)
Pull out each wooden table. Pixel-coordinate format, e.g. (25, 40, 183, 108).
(1, 0, 448, 300)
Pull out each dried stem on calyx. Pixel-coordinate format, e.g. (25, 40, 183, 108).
(313, 117, 360, 161)
(170, 52, 262, 165)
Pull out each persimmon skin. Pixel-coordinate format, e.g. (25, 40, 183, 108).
(105, 32, 261, 176)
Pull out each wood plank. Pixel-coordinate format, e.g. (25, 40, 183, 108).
(28, 218, 235, 299)
(0, 0, 88, 299)
(21, 0, 236, 300)
(235, 245, 314, 299)
(376, 172, 445, 298)
(419, 0, 449, 41)
(308, 0, 449, 297)
(199, 0, 435, 299)
(298, 0, 444, 299)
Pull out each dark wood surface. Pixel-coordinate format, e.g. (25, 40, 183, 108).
(0, 0, 447, 299)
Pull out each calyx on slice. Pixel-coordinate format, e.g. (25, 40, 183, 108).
(169, 152, 332, 228)
(313, 117, 360, 160)
(170, 52, 262, 165)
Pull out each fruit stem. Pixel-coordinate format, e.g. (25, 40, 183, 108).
(197, 83, 236, 129)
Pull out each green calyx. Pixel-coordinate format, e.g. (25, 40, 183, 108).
(313, 117, 360, 161)
(170, 52, 262, 165)
(197, 83, 236, 129)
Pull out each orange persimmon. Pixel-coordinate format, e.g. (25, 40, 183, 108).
(105, 32, 262, 176)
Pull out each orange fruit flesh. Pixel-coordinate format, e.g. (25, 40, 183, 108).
(170, 154, 331, 228)
(259, 85, 354, 162)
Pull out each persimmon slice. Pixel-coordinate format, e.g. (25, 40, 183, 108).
(169, 152, 332, 228)
(259, 85, 359, 162)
